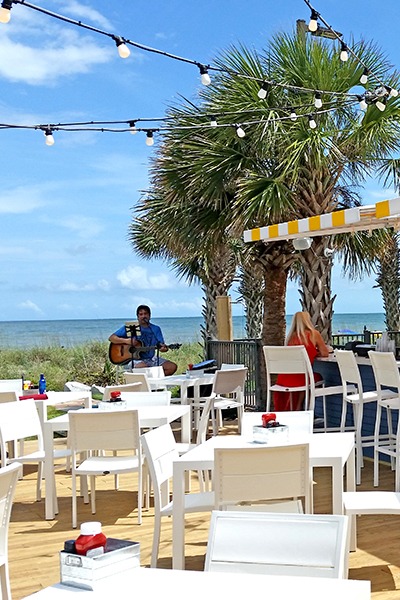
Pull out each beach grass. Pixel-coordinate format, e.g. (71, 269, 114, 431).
(0, 341, 204, 391)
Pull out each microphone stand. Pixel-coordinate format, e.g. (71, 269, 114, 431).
(125, 324, 137, 371)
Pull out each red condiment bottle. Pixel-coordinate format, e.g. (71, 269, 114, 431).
(75, 521, 107, 557)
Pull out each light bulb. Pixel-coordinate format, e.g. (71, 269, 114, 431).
(314, 92, 322, 109)
(340, 43, 348, 62)
(308, 9, 319, 32)
(129, 121, 137, 135)
(146, 131, 154, 146)
(290, 110, 297, 121)
(309, 116, 317, 129)
(44, 129, 55, 146)
(375, 98, 387, 112)
(236, 125, 245, 138)
(257, 83, 269, 100)
(388, 86, 399, 98)
(360, 68, 369, 85)
(199, 65, 211, 86)
(0, 0, 12, 23)
(210, 116, 217, 127)
(357, 95, 367, 111)
(115, 38, 130, 59)
(0, 7, 10, 23)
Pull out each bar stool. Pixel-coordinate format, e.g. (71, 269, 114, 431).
(335, 350, 391, 485)
(368, 350, 400, 491)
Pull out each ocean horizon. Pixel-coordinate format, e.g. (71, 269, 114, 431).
(0, 313, 387, 349)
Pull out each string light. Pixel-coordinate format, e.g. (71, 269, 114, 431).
(209, 116, 218, 127)
(360, 68, 369, 85)
(386, 86, 399, 98)
(198, 64, 211, 86)
(145, 130, 154, 146)
(114, 36, 130, 59)
(309, 115, 317, 129)
(236, 125, 246, 138)
(0, 0, 12, 24)
(308, 8, 319, 32)
(44, 127, 55, 146)
(290, 109, 298, 121)
(129, 121, 137, 134)
(314, 92, 322, 109)
(375, 97, 387, 112)
(339, 42, 349, 62)
(357, 95, 368, 111)
(257, 82, 269, 100)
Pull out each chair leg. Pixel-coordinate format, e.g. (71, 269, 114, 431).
(90, 476, 96, 514)
(72, 473, 78, 529)
(0, 562, 11, 600)
(137, 466, 143, 525)
(353, 403, 363, 485)
(36, 461, 43, 502)
(340, 399, 348, 432)
(374, 403, 382, 487)
(151, 514, 162, 568)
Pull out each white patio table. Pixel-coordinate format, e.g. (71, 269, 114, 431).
(43, 404, 191, 520)
(172, 430, 355, 569)
(148, 372, 215, 404)
(21, 566, 370, 600)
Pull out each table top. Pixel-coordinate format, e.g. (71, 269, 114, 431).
(174, 431, 355, 469)
(22, 567, 370, 600)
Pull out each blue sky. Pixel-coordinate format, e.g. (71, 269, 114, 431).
(0, 0, 399, 322)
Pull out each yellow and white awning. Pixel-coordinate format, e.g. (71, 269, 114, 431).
(243, 197, 400, 243)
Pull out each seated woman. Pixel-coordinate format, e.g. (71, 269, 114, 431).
(274, 311, 330, 411)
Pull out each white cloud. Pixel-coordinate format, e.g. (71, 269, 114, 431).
(18, 299, 44, 314)
(59, 1, 113, 30)
(58, 216, 104, 238)
(117, 266, 175, 290)
(0, 186, 47, 213)
(50, 279, 110, 292)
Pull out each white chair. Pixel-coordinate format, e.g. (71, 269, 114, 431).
(120, 391, 171, 406)
(263, 346, 315, 412)
(335, 350, 393, 485)
(131, 366, 165, 378)
(0, 400, 58, 504)
(220, 363, 245, 370)
(102, 382, 142, 400)
(343, 490, 400, 552)
(0, 392, 18, 404)
(140, 424, 214, 568)
(0, 463, 21, 600)
(195, 368, 247, 435)
(205, 510, 350, 578)
(241, 410, 314, 438)
(368, 350, 400, 490)
(214, 443, 312, 513)
(0, 380, 23, 396)
(68, 409, 144, 528)
(123, 372, 152, 392)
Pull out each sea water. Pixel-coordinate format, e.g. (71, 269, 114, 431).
(0, 313, 386, 349)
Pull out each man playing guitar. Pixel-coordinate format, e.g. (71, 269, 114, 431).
(108, 305, 177, 375)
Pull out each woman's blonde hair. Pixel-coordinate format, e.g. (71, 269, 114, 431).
(286, 311, 315, 345)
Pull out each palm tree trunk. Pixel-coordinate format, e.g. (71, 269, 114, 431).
(375, 232, 400, 331)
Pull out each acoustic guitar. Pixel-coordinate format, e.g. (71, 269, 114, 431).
(108, 341, 182, 366)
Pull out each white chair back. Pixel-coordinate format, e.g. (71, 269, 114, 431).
(0, 400, 43, 459)
(220, 363, 245, 370)
(69, 409, 141, 453)
(205, 510, 350, 578)
(120, 391, 171, 406)
(132, 366, 165, 378)
(0, 391, 19, 403)
(123, 372, 152, 392)
(368, 350, 400, 391)
(102, 382, 142, 400)
(0, 462, 22, 600)
(0, 379, 23, 395)
(263, 345, 315, 411)
(241, 411, 313, 438)
(213, 368, 247, 396)
(335, 350, 363, 393)
(214, 444, 312, 513)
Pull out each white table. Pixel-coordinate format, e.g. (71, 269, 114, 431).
(172, 431, 355, 569)
(43, 404, 191, 520)
(149, 373, 215, 404)
(22, 567, 370, 600)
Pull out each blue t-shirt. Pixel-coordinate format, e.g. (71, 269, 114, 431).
(113, 323, 165, 360)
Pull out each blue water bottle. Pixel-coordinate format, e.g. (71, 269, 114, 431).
(38, 373, 46, 394)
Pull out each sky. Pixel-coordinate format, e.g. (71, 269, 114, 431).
(0, 0, 399, 322)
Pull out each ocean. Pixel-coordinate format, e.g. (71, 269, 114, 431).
(0, 313, 387, 349)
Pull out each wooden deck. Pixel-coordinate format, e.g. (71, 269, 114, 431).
(8, 425, 400, 599)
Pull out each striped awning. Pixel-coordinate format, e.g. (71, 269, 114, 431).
(243, 197, 400, 243)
